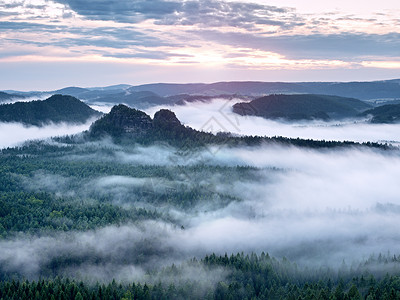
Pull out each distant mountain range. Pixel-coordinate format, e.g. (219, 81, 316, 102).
(0, 95, 102, 126)
(3, 79, 400, 109)
(0, 91, 26, 103)
(127, 80, 400, 101)
(2, 79, 400, 124)
(232, 94, 372, 121)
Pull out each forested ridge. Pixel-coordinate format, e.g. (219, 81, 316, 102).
(361, 103, 400, 123)
(0, 94, 101, 125)
(0, 140, 256, 239)
(2, 252, 400, 299)
(232, 94, 371, 121)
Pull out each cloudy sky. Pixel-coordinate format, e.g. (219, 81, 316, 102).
(1, 0, 400, 90)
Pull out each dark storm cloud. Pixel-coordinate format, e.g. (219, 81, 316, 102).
(53, 0, 300, 29)
(192, 30, 400, 60)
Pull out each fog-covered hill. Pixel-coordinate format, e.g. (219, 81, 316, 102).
(0, 94, 102, 126)
(232, 94, 371, 121)
(361, 103, 400, 123)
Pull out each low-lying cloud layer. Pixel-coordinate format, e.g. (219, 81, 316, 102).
(0, 93, 51, 105)
(2, 98, 400, 282)
(0, 120, 94, 148)
(145, 98, 400, 144)
(2, 140, 400, 281)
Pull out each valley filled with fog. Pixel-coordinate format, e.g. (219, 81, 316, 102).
(2, 0, 400, 295)
(1, 94, 400, 299)
(2, 98, 400, 278)
(0, 121, 95, 148)
(3, 143, 400, 280)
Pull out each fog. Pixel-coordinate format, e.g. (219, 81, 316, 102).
(3, 97, 398, 149)
(88, 104, 113, 113)
(1, 93, 51, 104)
(145, 98, 400, 144)
(1, 98, 400, 284)
(0, 120, 94, 148)
(2, 141, 400, 281)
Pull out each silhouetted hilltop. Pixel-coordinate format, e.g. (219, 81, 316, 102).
(153, 109, 182, 127)
(89, 105, 191, 142)
(89, 104, 153, 138)
(0, 94, 102, 126)
(233, 94, 371, 121)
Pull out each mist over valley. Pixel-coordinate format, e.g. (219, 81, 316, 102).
(3, 0, 400, 296)
(1, 81, 400, 299)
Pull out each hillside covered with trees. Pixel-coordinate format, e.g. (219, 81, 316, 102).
(0, 94, 102, 126)
(1, 252, 400, 299)
(232, 94, 371, 121)
(361, 103, 400, 123)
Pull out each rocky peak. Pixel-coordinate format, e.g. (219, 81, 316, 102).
(153, 109, 182, 127)
(89, 105, 188, 139)
(109, 104, 152, 129)
(89, 104, 152, 137)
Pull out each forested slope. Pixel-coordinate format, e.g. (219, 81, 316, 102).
(0, 95, 101, 125)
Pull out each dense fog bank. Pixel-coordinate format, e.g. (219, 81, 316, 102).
(145, 98, 400, 144)
(1, 141, 400, 281)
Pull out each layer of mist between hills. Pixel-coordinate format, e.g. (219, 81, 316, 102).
(1, 127, 400, 281)
(1, 83, 400, 285)
(0, 95, 102, 126)
(3, 79, 400, 125)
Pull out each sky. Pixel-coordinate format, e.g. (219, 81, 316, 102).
(1, 0, 400, 90)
